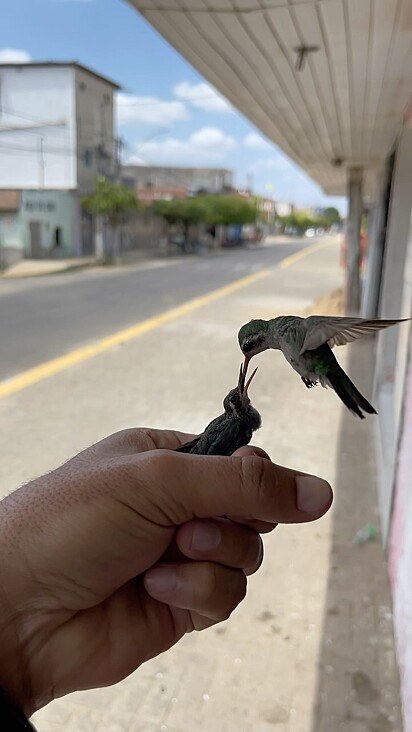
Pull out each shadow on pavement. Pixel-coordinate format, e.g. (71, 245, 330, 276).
(310, 340, 402, 732)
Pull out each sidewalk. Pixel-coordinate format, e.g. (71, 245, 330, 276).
(0, 237, 400, 731)
(1, 256, 97, 278)
(0, 233, 303, 279)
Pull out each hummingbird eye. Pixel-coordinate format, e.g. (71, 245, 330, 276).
(242, 339, 255, 353)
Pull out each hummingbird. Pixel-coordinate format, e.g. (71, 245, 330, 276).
(176, 363, 261, 455)
(238, 315, 408, 419)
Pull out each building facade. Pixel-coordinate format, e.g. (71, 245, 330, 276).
(122, 165, 232, 194)
(0, 62, 119, 264)
(361, 112, 412, 729)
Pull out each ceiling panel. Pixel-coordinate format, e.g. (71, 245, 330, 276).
(130, 0, 412, 196)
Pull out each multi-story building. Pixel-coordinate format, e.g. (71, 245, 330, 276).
(122, 165, 233, 195)
(0, 62, 120, 263)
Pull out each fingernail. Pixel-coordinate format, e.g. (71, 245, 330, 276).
(145, 567, 177, 594)
(191, 523, 221, 551)
(296, 476, 332, 514)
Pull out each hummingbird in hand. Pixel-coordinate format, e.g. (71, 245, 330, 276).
(176, 364, 261, 455)
(238, 315, 409, 419)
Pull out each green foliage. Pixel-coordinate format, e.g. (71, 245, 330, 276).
(322, 207, 341, 226)
(152, 195, 258, 227)
(152, 198, 206, 225)
(277, 207, 341, 234)
(201, 196, 258, 226)
(82, 177, 140, 225)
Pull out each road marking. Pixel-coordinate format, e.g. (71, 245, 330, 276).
(0, 268, 270, 400)
(0, 238, 333, 400)
(279, 239, 332, 269)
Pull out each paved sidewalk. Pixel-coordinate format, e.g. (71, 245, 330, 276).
(1, 256, 97, 278)
(0, 237, 401, 731)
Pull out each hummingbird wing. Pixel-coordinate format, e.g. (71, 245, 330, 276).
(205, 420, 247, 456)
(299, 316, 409, 355)
(175, 436, 201, 453)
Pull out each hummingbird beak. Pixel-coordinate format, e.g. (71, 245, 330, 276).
(237, 363, 245, 394)
(242, 367, 258, 400)
(241, 355, 251, 391)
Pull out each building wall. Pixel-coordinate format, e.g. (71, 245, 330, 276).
(75, 67, 117, 196)
(122, 165, 232, 193)
(0, 212, 24, 268)
(20, 190, 78, 257)
(371, 125, 412, 542)
(387, 206, 412, 732)
(368, 122, 412, 730)
(0, 66, 76, 189)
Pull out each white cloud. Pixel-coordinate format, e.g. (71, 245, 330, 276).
(243, 132, 273, 150)
(126, 127, 237, 165)
(252, 155, 292, 171)
(173, 81, 233, 114)
(0, 49, 31, 63)
(190, 127, 236, 148)
(116, 93, 188, 126)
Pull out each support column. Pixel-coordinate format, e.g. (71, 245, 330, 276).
(346, 167, 363, 314)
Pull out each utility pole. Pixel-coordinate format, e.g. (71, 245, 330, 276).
(39, 137, 45, 189)
(346, 167, 363, 314)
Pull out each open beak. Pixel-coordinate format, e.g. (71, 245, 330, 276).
(238, 361, 257, 399)
(243, 366, 258, 400)
(237, 363, 245, 394)
(241, 355, 251, 391)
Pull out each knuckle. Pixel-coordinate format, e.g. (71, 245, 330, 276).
(237, 456, 275, 506)
(138, 451, 186, 524)
(123, 427, 157, 451)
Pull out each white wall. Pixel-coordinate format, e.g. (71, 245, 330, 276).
(0, 66, 76, 189)
(372, 124, 412, 541)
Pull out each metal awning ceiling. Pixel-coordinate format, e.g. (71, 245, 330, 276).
(128, 0, 412, 197)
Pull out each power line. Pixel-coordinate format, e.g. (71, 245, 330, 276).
(116, 93, 222, 107)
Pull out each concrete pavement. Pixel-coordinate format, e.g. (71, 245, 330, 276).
(0, 235, 401, 731)
(0, 239, 304, 380)
(1, 256, 98, 278)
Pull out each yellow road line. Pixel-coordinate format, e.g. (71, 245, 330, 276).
(279, 238, 332, 269)
(0, 268, 270, 400)
(0, 237, 334, 400)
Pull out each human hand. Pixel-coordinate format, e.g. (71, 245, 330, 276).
(0, 428, 332, 716)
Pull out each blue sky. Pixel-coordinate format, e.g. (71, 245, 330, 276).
(1, 0, 346, 212)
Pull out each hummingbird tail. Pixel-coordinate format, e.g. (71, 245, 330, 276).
(327, 367, 377, 419)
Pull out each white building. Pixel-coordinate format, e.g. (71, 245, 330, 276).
(0, 62, 120, 261)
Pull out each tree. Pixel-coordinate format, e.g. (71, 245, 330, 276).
(82, 177, 140, 259)
(152, 198, 207, 251)
(202, 195, 258, 227)
(322, 206, 341, 226)
(153, 195, 258, 251)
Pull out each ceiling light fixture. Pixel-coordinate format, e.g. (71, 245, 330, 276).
(294, 45, 320, 71)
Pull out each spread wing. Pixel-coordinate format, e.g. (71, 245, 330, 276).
(299, 316, 408, 355)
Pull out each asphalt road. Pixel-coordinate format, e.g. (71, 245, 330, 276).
(0, 240, 308, 380)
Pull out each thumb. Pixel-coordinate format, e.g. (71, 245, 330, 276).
(124, 450, 333, 527)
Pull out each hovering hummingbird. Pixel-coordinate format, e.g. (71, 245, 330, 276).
(238, 315, 408, 419)
(176, 363, 261, 455)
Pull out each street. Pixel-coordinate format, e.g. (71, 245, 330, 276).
(0, 240, 305, 380)
(0, 235, 401, 732)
